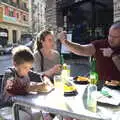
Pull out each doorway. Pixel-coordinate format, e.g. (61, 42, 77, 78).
(12, 30, 17, 43)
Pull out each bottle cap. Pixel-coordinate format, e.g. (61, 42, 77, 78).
(63, 63, 67, 70)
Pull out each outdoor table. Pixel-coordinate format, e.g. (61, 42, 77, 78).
(12, 85, 120, 120)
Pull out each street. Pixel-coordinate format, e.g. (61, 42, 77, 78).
(0, 54, 90, 77)
(0, 54, 12, 75)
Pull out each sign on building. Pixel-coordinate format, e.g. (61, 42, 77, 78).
(61, 33, 72, 54)
(114, 0, 120, 22)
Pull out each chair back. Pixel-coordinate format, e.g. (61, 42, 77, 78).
(0, 75, 4, 93)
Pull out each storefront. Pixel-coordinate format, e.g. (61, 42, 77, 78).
(0, 3, 29, 45)
(57, 0, 113, 44)
(0, 27, 8, 46)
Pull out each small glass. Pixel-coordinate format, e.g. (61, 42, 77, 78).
(54, 75, 64, 96)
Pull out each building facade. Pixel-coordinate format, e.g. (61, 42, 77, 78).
(57, 0, 113, 43)
(45, 0, 57, 32)
(45, 0, 113, 44)
(0, 0, 29, 46)
(29, 0, 46, 36)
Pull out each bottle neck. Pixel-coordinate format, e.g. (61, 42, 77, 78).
(90, 57, 96, 73)
(60, 54, 64, 65)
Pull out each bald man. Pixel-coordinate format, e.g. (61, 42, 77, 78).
(59, 22, 120, 85)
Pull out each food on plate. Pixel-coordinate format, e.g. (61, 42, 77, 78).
(30, 82, 54, 93)
(105, 80, 120, 86)
(75, 76, 89, 82)
(64, 81, 77, 93)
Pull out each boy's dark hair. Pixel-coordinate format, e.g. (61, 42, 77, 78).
(12, 45, 34, 65)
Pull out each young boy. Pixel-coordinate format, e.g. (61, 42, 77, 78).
(0, 45, 53, 120)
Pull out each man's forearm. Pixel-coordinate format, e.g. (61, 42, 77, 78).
(64, 40, 95, 56)
(112, 55, 120, 71)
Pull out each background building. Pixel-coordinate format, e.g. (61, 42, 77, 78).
(29, 0, 46, 36)
(45, 0, 113, 44)
(45, 0, 57, 32)
(0, 0, 29, 46)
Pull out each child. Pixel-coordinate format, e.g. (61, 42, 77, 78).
(0, 45, 53, 120)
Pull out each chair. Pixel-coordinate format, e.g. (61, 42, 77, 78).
(0, 74, 3, 93)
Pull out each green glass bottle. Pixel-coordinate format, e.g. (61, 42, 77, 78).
(60, 54, 70, 82)
(89, 57, 98, 85)
(87, 57, 98, 112)
(60, 54, 64, 65)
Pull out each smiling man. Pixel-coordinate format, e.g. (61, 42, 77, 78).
(59, 22, 120, 83)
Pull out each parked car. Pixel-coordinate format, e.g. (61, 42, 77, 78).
(4, 40, 34, 54)
(4, 43, 18, 54)
(23, 40, 34, 50)
(20, 40, 34, 50)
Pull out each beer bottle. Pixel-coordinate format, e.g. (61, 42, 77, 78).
(89, 57, 98, 84)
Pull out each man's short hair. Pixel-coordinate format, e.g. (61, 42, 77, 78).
(12, 45, 34, 65)
(112, 21, 120, 29)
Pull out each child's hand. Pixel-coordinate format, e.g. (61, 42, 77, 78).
(5, 80, 14, 90)
(43, 76, 53, 87)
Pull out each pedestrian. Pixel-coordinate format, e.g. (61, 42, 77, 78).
(33, 30, 62, 83)
(0, 45, 53, 120)
(58, 22, 120, 86)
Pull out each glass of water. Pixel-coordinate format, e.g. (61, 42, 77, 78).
(54, 75, 64, 96)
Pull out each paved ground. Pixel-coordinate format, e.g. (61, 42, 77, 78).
(0, 54, 12, 75)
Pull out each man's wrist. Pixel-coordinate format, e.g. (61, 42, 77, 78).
(63, 39, 67, 45)
(111, 51, 120, 57)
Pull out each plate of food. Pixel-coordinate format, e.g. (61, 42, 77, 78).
(105, 80, 120, 90)
(64, 81, 78, 96)
(73, 76, 89, 84)
(29, 82, 54, 94)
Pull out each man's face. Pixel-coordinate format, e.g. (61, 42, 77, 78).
(108, 27, 120, 47)
(14, 62, 33, 76)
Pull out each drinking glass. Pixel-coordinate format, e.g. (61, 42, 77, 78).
(54, 75, 64, 96)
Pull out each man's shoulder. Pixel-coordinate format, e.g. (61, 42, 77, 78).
(92, 39, 107, 44)
(92, 39, 108, 47)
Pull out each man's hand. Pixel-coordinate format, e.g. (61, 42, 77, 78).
(105, 80, 120, 86)
(100, 48, 113, 57)
(57, 31, 67, 44)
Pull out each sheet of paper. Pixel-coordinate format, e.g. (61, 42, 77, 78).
(97, 87, 120, 106)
